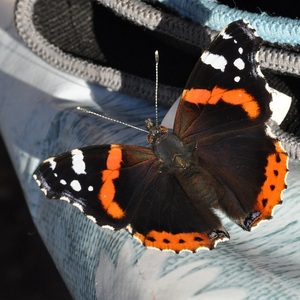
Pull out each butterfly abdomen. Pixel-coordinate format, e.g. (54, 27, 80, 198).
(152, 131, 226, 226)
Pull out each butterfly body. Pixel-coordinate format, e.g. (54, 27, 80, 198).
(34, 20, 288, 252)
(147, 121, 228, 234)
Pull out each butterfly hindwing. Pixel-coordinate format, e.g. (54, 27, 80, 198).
(129, 169, 229, 252)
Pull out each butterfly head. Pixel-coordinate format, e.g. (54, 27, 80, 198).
(145, 118, 168, 146)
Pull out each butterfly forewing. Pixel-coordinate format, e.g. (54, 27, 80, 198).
(34, 145, 154, 228)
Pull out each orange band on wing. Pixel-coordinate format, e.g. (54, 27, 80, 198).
(134, 230, 225, 252)
(252, 142, 288, 227)
(182, 87, 260, 119)
(98, 145, 125, 219)
(106, 144, 123, 169)
(182, 88, 212, 104)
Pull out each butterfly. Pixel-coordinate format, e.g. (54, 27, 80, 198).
(33, 20, 288, 253)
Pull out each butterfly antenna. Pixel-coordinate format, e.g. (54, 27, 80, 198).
(155, 50, 159, 127)
(77, 107, 148, 133)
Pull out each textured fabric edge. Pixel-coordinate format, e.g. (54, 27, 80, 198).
(97, 0, 213, 49)
(14, 0, 300, 160)
(259, 46, 300, 76)
(15, 0, 300, 106)
(99, 0, 300, 77)
(15, 0, 182, 106)
(269, 120, 300, 160)
(159, 0, 300, 47)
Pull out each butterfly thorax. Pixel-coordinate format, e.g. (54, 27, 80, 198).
(145, 118, 194, 172)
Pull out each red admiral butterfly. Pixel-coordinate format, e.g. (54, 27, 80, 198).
(33, 20, 288, 253)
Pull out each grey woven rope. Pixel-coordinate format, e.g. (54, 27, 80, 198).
(268, 120, 300, 161)
(15, 0, 300, 159)
(15, 0, 300, 107)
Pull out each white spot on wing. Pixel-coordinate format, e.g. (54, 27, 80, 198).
(210, 236, 229, 248)
(133, 234, 144, 245)
(60, 179, 67, 185)
(33, 174, 41, 186)
(220, 31, 232, 39)
(201, 51, 227, 72)
(233, 58, 245, 70)
(73, 202, 84, 212)
(71, 149, 86, 175)
(88, 186, 94, 191)
(238, 47, 243, 54)
(60, 196, 71, 202)
(41, 188, 47, 195)
(102, 225, 115, 231)
(70, 180, 81, 192)
(45, 157, 57, 170)
(86, 215, 97, 223)
(162, 248, 176, 253)
(126, 224, 133, 234)
(234, 76, 241, 82)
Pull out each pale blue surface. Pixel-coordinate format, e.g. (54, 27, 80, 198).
(1, 2, 300, 299)
(160, 0, 300, 46)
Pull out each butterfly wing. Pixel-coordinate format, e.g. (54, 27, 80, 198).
(34, 144, 228, 252)
(173, 20, 288, 230)
(130, 170, 229, 252)
(34, 145, 154, 228)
